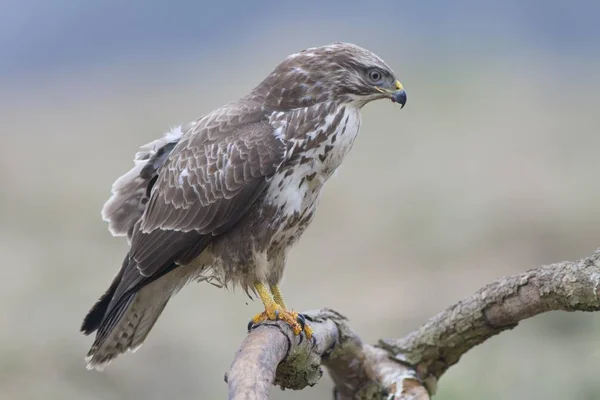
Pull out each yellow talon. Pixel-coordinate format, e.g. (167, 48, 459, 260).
(250, 282, 313, 340)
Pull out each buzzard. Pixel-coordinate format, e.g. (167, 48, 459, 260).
(81, 42, 407, 369)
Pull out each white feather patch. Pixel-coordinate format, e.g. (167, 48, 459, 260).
(101, 126, 185, 238)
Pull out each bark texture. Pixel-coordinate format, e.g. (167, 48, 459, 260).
(226, 250, 600, 399)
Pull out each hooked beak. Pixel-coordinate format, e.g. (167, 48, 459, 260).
(376, 80, 407, 108)
(391, 81, 407, 108)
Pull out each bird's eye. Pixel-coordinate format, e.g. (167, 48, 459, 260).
(367, 69, 383, 84)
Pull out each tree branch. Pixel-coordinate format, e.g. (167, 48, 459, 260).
(226, 250, 600, 399)
(379, 249, 600, 391)
(226, 309, 427, 400)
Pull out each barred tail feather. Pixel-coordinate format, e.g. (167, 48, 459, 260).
(84, 284, 171, 370)
(81, 246, 213, 370)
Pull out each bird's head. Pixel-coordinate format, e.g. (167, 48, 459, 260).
(256, 42, 406, 110)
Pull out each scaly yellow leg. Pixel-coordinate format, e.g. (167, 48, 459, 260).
(250, 282, 313, 340)
(270, 284, 287, 309)
(254, 282, 277, 310)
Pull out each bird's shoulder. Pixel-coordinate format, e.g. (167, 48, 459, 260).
(136, 100, 291, 232)
(101, 99, 280, 238)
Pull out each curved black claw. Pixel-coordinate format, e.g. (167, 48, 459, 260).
(296, 313, 306, 330)
(247, 319, 255, 332)
(274, 309, 280, 321)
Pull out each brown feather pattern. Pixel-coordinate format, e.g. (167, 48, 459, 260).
(82, 42, 405, 370)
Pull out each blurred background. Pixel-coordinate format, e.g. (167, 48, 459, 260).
(2, 1, 600, 399)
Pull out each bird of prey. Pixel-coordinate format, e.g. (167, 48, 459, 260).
(81, 42, 407, 370)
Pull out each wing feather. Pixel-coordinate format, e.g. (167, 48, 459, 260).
(101, 126, 185, 240)
(129, 118, 286, 277)
(92, 103, 287, 328)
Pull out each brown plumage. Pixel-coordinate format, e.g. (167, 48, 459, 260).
(81, 42, 406, 369)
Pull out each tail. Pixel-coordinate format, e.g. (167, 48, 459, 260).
(84, 289, 170, 370)
(81, 257, 173, 371)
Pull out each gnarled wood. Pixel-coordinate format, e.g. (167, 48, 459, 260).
(227, 309, 427, 400)
(227, 250, 600, 399)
